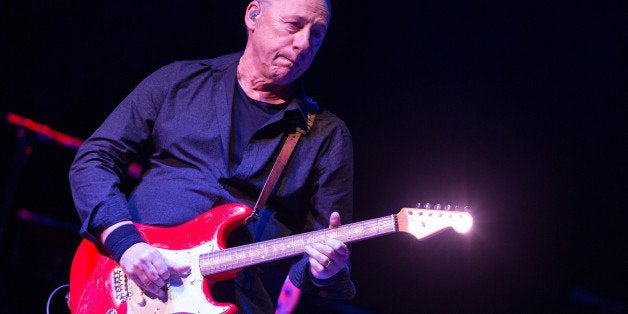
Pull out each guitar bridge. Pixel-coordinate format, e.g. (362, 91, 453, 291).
(112, 267, 132, 303)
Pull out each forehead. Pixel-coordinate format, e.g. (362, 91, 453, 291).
(266, 0, 331, 24)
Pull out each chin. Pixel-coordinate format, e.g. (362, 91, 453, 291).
(270, 69, 300, 84)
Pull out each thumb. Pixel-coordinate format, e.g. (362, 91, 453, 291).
(166, 258, 191, 274)
(329, 211, 341, 228)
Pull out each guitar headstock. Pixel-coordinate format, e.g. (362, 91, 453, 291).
(396, 204, 473, 239)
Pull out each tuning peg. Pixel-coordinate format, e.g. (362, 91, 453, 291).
(424, 202, 432, 209)
(435, 203, 442, 210)
(445, 204, 452, 211)
(415, 202, 421, 209)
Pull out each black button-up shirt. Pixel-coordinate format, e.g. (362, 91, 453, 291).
(69, 52, 355, 302)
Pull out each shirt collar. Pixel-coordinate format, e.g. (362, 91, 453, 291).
(217, 51, 319, 133)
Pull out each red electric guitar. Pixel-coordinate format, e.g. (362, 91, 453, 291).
(69, 203, 473, 313)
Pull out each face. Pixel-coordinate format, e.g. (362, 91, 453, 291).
(245, 0, 331, 85)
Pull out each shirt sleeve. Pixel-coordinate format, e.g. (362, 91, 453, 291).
(288, 118, 356, 300)
(68, 63, 177, 244)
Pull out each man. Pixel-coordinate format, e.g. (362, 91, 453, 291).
(69, 0, 355, 312)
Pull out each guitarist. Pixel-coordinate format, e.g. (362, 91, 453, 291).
(69, 0, 355, 312)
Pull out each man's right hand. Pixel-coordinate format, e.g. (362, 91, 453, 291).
(119, 242, 191, 298)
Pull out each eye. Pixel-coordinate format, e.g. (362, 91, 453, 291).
(311, 26, 326, 39)
(311, 30, 322, 39)
(286, 21, 301, 31)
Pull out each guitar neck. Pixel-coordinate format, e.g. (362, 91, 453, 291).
(199, 215, 398, 276)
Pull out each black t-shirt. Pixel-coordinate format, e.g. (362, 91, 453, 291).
(229, 82, 286, 174)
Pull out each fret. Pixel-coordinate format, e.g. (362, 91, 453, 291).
(299, 233, 306, 248)
(236, 248, 246, 266)
(231, 248, 243, 268)
(218, 251, 227, 271)
(258, 243, 267, 260)
(338, 226, 350, 242)
(248, 244, 255, 264)
(329, 228, 339, 240)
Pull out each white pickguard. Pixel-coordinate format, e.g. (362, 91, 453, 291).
(123, 242, 231, 314)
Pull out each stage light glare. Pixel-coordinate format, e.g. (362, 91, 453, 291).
(452, 214, 473, 233)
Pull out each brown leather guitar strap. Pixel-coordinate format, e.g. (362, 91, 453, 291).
(248, 112, 317, 222)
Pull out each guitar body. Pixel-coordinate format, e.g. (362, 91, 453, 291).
(69, 203, 253, 314)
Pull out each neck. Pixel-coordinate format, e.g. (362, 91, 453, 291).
(237, 59, 297, 105)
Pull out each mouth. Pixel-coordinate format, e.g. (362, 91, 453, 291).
(276, 55, 297, 67)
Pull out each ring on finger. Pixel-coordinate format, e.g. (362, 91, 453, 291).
(323, 259, 333, 268)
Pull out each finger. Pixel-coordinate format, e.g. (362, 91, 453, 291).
(308, 242, 334, 258)
(310, 257, 326, 272)
(329, 211, 341, 228)
(131, 271, 165, 297)
(304, 244, 333, 270)
(324, 238, 350, 257)
(144, 261, 167, 288)
(144, 282, 165, 297)
(166, 259, 192, 275)
(152, 259, 171, 281)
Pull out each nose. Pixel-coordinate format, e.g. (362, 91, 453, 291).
(293, 29, 312, 53)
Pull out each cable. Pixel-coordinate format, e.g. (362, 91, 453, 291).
(46, 283, 70, 314)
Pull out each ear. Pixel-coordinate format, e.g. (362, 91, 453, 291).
(245, 1, 261, 31)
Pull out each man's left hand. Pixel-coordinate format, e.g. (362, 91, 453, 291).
(303, 211, 350, 280)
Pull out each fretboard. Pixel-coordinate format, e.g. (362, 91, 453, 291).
(199, 214, 398, 276)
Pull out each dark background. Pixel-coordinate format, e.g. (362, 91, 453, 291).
(1, 1, 626, 313)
